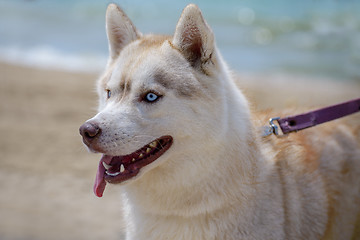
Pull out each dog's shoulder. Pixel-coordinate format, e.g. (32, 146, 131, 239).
(254, 108, 360, 194)
(254, 109, 359, 171)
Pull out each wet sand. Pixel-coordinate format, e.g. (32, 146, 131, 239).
(0, 62, 359, 240)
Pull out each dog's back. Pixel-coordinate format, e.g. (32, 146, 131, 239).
(257, 111, 360, 239)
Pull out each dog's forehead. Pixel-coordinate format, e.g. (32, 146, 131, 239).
(106, 35, 201, 97)
(108, 36, 168, 85)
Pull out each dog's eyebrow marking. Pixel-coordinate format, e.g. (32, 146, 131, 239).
(154, 70, 170, 89)
(154, 69, 198, 98)
(117, 75, 132, 99)
(120, 81, 125, 91)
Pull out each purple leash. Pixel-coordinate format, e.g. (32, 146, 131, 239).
(263, 98, 360, 137)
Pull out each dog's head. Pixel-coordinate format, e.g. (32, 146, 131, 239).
(79, 4, 244, 197)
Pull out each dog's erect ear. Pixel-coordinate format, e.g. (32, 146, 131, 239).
(172, 4, 215, 71)
(106, 4, 141, 59)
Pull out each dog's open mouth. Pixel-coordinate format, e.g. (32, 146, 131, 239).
(94, 136, 173, 197)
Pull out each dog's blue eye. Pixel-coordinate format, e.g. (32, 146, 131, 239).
(145, 92, 159, 102)
(106, 90, 111, 99)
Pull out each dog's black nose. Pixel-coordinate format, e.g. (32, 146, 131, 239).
(79, 121, 101, 145)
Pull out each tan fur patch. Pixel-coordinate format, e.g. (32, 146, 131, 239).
(137, 35, 171, 49)
(291, 131, 320, 172)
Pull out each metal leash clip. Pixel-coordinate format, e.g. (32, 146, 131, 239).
(261, 117, 281, 137)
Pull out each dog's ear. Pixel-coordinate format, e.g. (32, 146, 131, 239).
(106, 4, 141, 59)
(172, 4, 215, 72)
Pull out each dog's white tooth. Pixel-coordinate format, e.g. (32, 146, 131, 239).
(103, 162, 111, 170)
(106, 171, 121, 177)
(120, 164, 125, 173)
(149, 141, 158, 148)
(146, 148, 151, 154)
(139, 153, 144, 158)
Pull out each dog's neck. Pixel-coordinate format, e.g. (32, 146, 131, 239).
(122, 130, 273, 240)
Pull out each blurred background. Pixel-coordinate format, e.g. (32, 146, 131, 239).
(1, 0, 360, 80)
(0, 0, 359, 240)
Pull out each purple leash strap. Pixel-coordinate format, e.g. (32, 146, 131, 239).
(264, 98, 360, 136)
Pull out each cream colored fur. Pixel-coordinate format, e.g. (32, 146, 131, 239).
(85, 3, 360, 239)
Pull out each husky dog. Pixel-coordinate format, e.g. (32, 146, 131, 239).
(79, 4, 360, 240)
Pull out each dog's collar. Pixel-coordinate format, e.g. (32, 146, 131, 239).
(262, 98, 360, 137)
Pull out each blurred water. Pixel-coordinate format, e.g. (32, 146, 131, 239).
(0, 0, 359, 81)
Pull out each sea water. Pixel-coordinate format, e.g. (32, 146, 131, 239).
(0, 0, 359, 81)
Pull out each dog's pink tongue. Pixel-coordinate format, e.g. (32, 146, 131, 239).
(94, 155, 111, 197)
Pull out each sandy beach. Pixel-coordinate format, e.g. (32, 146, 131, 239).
(0, 62, 359, 240)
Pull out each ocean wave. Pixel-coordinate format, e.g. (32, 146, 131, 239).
(0, 45, 108, 73)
